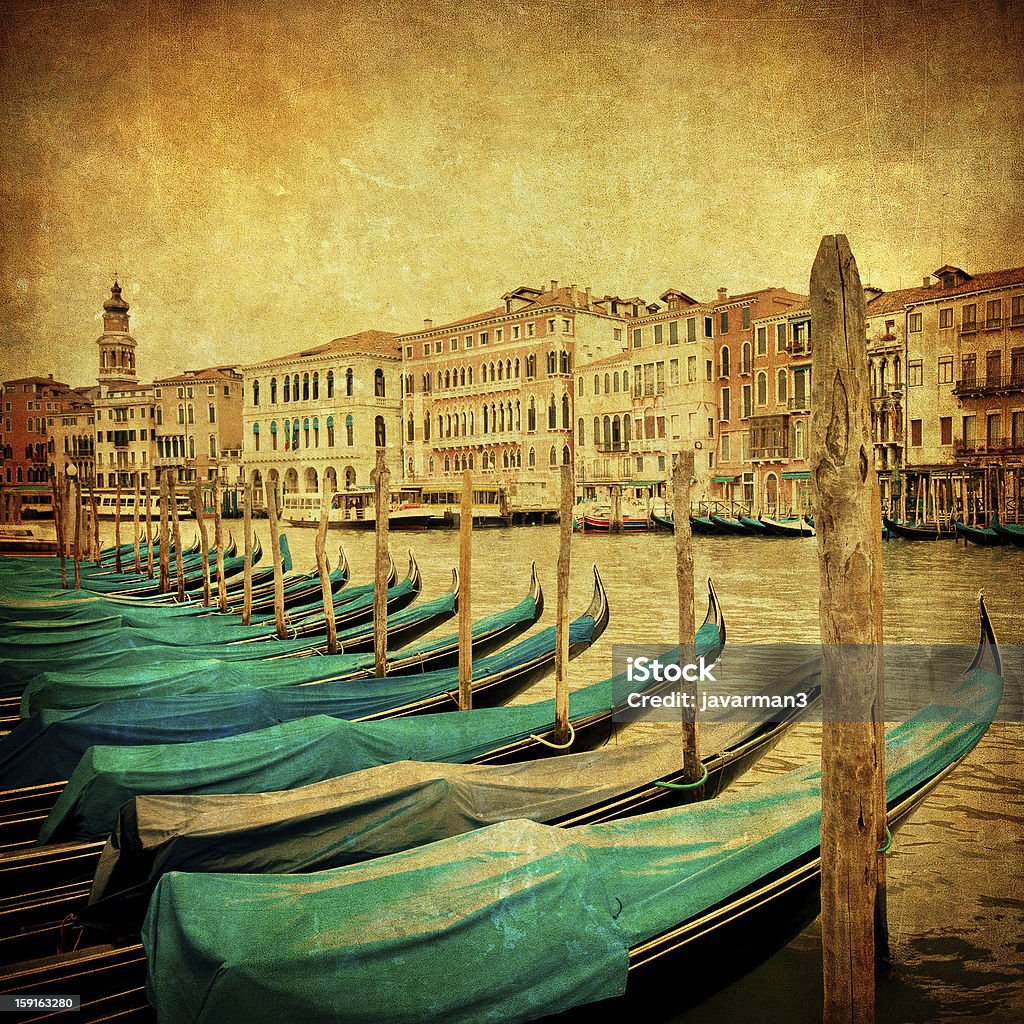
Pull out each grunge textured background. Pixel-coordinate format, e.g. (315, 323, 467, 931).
(2, 0, 1022, 384)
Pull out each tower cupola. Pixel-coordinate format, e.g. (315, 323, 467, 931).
(96, 277, 138, 389)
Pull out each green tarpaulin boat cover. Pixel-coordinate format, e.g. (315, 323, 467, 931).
(142, 667, 1002, 1024)
(17, 588, 535, 715)
(35, 608, 615, 842)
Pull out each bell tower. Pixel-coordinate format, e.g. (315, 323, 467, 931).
(96, 278, 138, 390)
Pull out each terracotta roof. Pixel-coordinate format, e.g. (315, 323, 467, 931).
(153, 365, 242, 385)
(3, 376, 69, 388)
(576, 350, 632, 371)
(867, 266, 1024, 316)
(271, 330, 401, 364)
(711, 287, 807, 308)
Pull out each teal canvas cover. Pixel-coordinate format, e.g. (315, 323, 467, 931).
(35, 612, 607, 841)
(142, 668, 1002, 1024)
(17, 582, 524, 715)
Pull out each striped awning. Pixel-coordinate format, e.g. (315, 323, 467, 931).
(782, 470, 811, 480)
(712, 475, 738, 483)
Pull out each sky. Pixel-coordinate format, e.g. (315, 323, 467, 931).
(2, 0, 1022, 387)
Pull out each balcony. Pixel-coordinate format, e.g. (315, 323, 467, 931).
(954, 436, 1024, 457)
(1011, 314, 1024, 329)
(953, 373, 1024, 397)
(983, 318, 1003, 331)
(750, 445, 790, 462)
(598, 442, 630, 453)
(788, 396, 811, 413)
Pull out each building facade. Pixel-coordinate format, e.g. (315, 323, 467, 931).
(241, 330, 402, 509)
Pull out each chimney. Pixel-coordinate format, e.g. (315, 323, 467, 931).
(585, 287, 592, 309)
(922, 277, 931, 288)
(717, 287, 728, 301)
(550, 279, 558, 294)
(423, 319, 433, 329)
(505, 298, 512, 313)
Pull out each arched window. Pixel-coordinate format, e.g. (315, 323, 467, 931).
(741, 342, 751, 374)
(561, 393, 570, 429)
(622, 370, 629, 393)
(526, 354, 536, 378)
(302, 373, 310, 401)
(283, 376, 291, 402)
(527, 398, 536, 431)
(482, 363, 489, 383)
(528, 447, 536, 468)
(445, 370, 451, 389)
(514, 401, 520, 430)
(326, 371, 334, 399)
(562, 445, 571, 465)
(461, 412, 467, 435)
(327, 415, 335, 446)
(374, 415, 386, 448)
(468, 366, 474, 385)
(720, 347, 730, 377)
(346, 414, 354, 446)
(252, 380, 260, 406)
(612, 415, 622, 445)
(594, 374, 600, 395)
(777, 369, 787, 403)
(407, 413, 415, 442)
(578, 418, 585, 445)
(460, 367, 466, 386)
(757, 371, 767, 406)
(594, 416, 601, 445)
(422, 372, 430, 393)
(498, 361, 504, 381)
(503, 451, 509, 468)
(547, 395, 557, 429)
(549, 446, 557, 466)
(561, 351, 571, 374)
(270, 377, 277, 403)
(577, 377, 583, 396)
(483, 406, 490, 433)
(423, 415, 430, 441)
(603, 415, 611, 447)
(613, 372, 620, 393)
(312, 372, 319, 400)
(506, 360, 512, 379)
(428, 457, 435, 474)
(253, 422, 260, 452)
(499, 403, 506, 431)
(346, 368, 354, 397)
(490, 361, 496, 381)
(514, 358, 520, 378)
(604, 372, 611, 394)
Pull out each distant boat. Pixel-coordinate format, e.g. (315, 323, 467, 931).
(882, 516, 956, 541)
(954, 513, 1005, 547)
(709, 514, 747, 535)
(994, 520, 1024, 547)
(759, 516, 815, 538)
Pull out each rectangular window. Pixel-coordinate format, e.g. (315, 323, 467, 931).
(720, 311, 729, 334)
(435, 341, 442, 353)
(547, 319, 555, 333)
(1012, 295, 1024, 326)
(742, 385, 752, 418)
(911, 419, 922, 446)
(939, 307, 953, 329)
(940, 417, 952, 445)
(962, 304, 977, 331)
(562, 319, 571, 333)
(908, 359, 923, 386)
(656, 362, 666, 394)
(987, 412, 1001, 446)
(720, 433, 731, 462)
(207, 385, 215, 396)
(938, 356, 953, 383)
(704, 317, 713, 338)
(496, 328, 503, 342)
(685, 318, 695, 343)
(613, 328, 622, 343)
(756, 327, 767, 356)
(669, 359, 679, 385)
(741, 432, 750, 461)
(962, 353, 977, 384)
(909, 312, 923, 333)
(633, 328, 642, 348)
(986, 299, 1001, 329)
(1013, 410, 1024, 447)
(687, 355, 697, 382)
(962, 414, 976, 445)
(720, 388, 730, 421)
(708, 417, 714, 437)
(657, 416, 666, 438)
(423, 343, 430, 356)
(526, 322, 535, 338)
(776, 323, 786, 351)
(654, 324, 663, 345)
(451, 338, 459, 351)
(669, 320, 679, 345)
(512, 325, 521, 340)
(742, 306, 750, 330)
(644, 364, 655, 397)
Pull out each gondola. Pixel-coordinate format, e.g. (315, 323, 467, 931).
(954, 515, 1005, 546)
(581, 513, 651, 532)
(994, 520, 1024, 546)
(689, 515, 719, 535)
(882, 516, 956, 540)
(135, 596, 1002, 1024)
(758, 515, 814, 538)
(709, 514, 747, 535)
(23, 570, 606, 843)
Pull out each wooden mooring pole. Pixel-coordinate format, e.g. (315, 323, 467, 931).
(213, 478, 227, 613)
(673, 449, 701, 784)
(158, 474, 170, 593)
(192, 480, 212, 607)
(458, 469, 473, 710)
(266, 479, 287, 639)
(72, 475, 82, 589)
(242, 477, 253, 626)
(168, 471, 185, 602)
(315, 494, 338, 654)
(52, 476, 68, 589)
(145, 479, 154, 579)
(114, 479, 123, 573)
(554, 464, 573, 743)
(132, 473, 142, 573)
(372, 450, 390, 678)
(810, 234, 888, 1024)
(87, 474, 100, 567)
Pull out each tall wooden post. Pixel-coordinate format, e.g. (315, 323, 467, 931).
(266, 479, 287, 639)
(114, 479, 123, 573)
(53, 476, 67, 588)
(810, 234, 888, 1024)
(192, 480, 212, 607)
(145, 479, 154, 579)
(673, 449, 701, 782)
(158, 474, 170, 593)
(242, 477, 253, 626)
(132, 473, 142, 573)
(213, 477, 227, 612)
(371, 450, 390, 677)
(610, 484, 623, 533)
(554, 464, 573, 742)
(72, 476, 82, 589)
(315, 496, 338, 654)
(87, 474, 101, 567)
(458, 469, 473, 711)
(168, 471, 185, 601)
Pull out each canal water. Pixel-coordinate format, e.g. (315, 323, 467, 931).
(97, 520, 1024, 1021)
